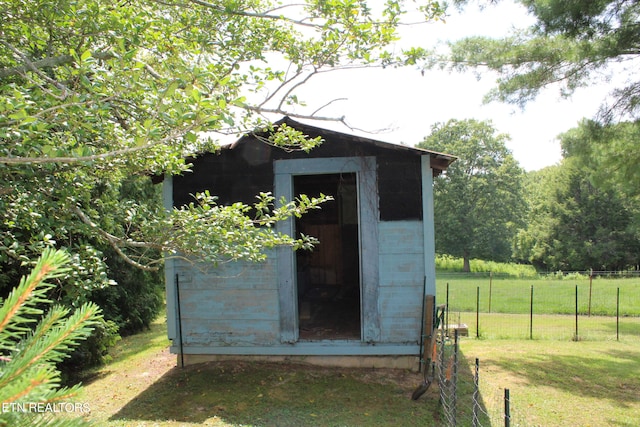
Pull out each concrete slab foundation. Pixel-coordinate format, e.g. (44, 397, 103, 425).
(178, 354, 420, 370)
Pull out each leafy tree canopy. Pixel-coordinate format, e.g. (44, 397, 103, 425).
(418, 119, 526, 271)
(515, 160, 639, 271)
(0, 0, 444, 297)
(560, 118, 640, 199)
(443, 0, 640, 122)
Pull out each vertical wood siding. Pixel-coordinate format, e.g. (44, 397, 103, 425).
(163, 150, 441, 355)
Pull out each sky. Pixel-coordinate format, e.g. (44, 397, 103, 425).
(284, 1, 613, 171)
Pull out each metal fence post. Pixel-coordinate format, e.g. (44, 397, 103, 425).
(588, 272, 593, 317)
(504, 388, 511, 427)
(616, 287, 620, 341)
(452, 329, 459, 427)
(529, 285, 534, 340)
(476, 286, 480, 339)
(438, 324, 446, 409)
(446, 282, 450, 338)
(574, 285, 579, 341)
(175, 274, 184, 369)
(489, 271, 493, 314)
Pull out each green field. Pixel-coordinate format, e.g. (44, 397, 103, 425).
(436, 275, 640, 341)
(447, 312, 640, 341)
(457, 338, 640, 427)
(437, 275, 640, 315)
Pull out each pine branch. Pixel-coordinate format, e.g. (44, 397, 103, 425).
(0, 249, 69, 347)
(0, 249, 100, 427)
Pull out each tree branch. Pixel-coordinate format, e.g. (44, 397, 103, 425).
(0, 49, 163, 81)
(0, 51, 76, 80)
(311, 97, 347, 116)
(246, 104, 345, 123)
(0, 126, 194, 165)
(71, 205, 161, 271)
(276, 67, 319, 111)
(0, 41, 71, 96)
(186, 0, 321, 28)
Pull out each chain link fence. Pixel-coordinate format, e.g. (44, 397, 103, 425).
(435, 326, 528, 426)
(417, 275, 640, 426)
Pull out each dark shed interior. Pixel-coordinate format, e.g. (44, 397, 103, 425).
(294, 173, 361, 340)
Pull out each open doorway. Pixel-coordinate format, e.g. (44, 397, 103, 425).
(294, 173, 361, 340)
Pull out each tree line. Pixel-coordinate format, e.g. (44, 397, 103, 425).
(420, 0, 639, 273)
(420, 118, 640, 273)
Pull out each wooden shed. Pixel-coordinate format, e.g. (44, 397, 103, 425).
(163, 117, 455, 368)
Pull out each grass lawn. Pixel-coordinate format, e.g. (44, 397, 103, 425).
(79, 316, 441, 426)
(77, 316, 640, 426)
(447, 312, 640, 341)
(437, 276, 640, 316)
(459, 338, 640, 427)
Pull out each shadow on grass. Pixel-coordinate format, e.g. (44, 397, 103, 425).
(109, 361, 447, 426)
(446, 347, 493, 427)
(491, 347, 640, 408)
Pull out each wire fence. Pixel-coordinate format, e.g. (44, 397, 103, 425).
(436, 273, 640, 341)
(430, 274, 640, 426)
(436, 329, 519, 427)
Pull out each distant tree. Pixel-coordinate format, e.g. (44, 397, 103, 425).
(515, 161, 639, 271)
(554, 166, 639, 271)
(557, 121, 640, 270)
(432, 0, 640, 271)
(512, 167, 560, 267)
(560, 119, 640, 200)
(418, 119, 526, 271)
(444, 0, 640, 122)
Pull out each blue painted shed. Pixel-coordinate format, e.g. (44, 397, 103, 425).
(163, 117, 455, 368)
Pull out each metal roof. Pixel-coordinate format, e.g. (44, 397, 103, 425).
(229, 117, 457, 175)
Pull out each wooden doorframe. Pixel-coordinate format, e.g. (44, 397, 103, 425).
(274, 157, 380, 344)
